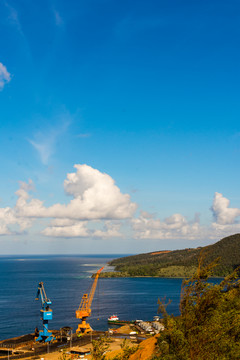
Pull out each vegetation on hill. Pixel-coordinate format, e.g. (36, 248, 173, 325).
(100, 234, 240, 278)
(151, 256, 240, 359)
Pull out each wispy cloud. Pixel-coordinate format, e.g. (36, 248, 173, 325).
(53, 9, 63, 27)
(29, 139, 54, 165)
(29, 118, 70, 165)
(0, 62, 11, 90)
(76, 133, 91, 138)
(4, 1, 22, 33)
(4, 1, 32, 60)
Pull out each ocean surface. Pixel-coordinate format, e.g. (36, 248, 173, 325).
(0, 255, 183, 341)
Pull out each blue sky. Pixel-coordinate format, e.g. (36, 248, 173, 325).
(0, 0, 240, 254)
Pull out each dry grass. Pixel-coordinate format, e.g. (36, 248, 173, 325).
(128, 335, 159, 360)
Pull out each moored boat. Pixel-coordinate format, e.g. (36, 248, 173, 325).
(108, 315, 119, 322)
(107, 315, 135, 325)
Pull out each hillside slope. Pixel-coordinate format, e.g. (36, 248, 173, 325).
(102, 234, 240, 277)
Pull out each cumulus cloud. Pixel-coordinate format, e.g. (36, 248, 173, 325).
(0, 208, 16, 234)
(92, 221, 122, 238)
(18, 179, 35, 192)
(42, 221, 88, 237)
(0, 165, 136, 237)
(60, 164, 137, 219)
(15, 164, 137, 221)
(1, 167, 240, 243)
(131, 193, 240, 242)
(0, 180, 34, 235)
(211, 192, 240, 225)
(11, 162, 136, 239)
(210, 222, 240, 238)
(0, 63, 11, 90)
(132, 211, 202, 240)
(42, 219, 122, 238)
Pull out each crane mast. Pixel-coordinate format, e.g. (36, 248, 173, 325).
(35, 282, 55, 342)
(76, 267, 104, 334)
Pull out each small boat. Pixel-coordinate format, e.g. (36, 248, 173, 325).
(108, 315, 119, 321)
(107, 316, 135, 325)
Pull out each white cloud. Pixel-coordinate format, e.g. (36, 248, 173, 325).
(0, 185, 34, 235)
(210, 222, 240, 238)
(59, 164, 137, 219)
(211, 192, 240, 225)
(29, 118, 70, 165)
(16, 164, 135, 238)
(0, 165, 136, 237)
(1, 168, 240, 244)
(42, 221, 88, 237)
(42, 219, 122, 238)
(29, 140, 53, 165)
(49, 218, 77, 227)
(92, 221, 122, 238)
(14, 164, 137, 221)
(0, 208, 31, 235)
(0, 208, 16, 234)
(131, 193, 240, 242)
(0, 63, 11, 90)
(132, 211, 202, 240)
(18, 179, 35, 192)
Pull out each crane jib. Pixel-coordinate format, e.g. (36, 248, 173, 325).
(76, 266, 104, 334)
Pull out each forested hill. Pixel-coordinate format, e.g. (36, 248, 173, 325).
(101, 234, 240, 277)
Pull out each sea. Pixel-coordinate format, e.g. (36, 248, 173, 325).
(0, 255, 183, 341)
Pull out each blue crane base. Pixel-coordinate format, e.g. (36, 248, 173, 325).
(36, 319, 55, 343)
(36, 330, 55, 343)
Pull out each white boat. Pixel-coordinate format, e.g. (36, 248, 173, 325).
(108, 315, 119, 321)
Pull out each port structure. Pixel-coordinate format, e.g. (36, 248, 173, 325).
(35, 282, 55, 342)
(76, 267, 104, 334)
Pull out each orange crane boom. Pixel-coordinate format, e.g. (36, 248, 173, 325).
(76, 266, 104, 334)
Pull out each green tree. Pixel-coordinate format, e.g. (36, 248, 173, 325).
(112, 338, 138, 360)
(91, 335, 110, 360)
(153, 255, 240, 359)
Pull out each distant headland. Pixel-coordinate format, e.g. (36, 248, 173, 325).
(100, 234, 240, 278)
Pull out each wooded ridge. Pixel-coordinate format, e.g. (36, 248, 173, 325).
(100, 234, 240, 277)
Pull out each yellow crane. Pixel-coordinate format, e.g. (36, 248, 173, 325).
(76, 266, 104, 334)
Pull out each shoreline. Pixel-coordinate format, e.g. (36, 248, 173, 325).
(100, 274, 224, 279)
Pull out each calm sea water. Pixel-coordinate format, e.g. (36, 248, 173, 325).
(0, 255, 183, 341)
